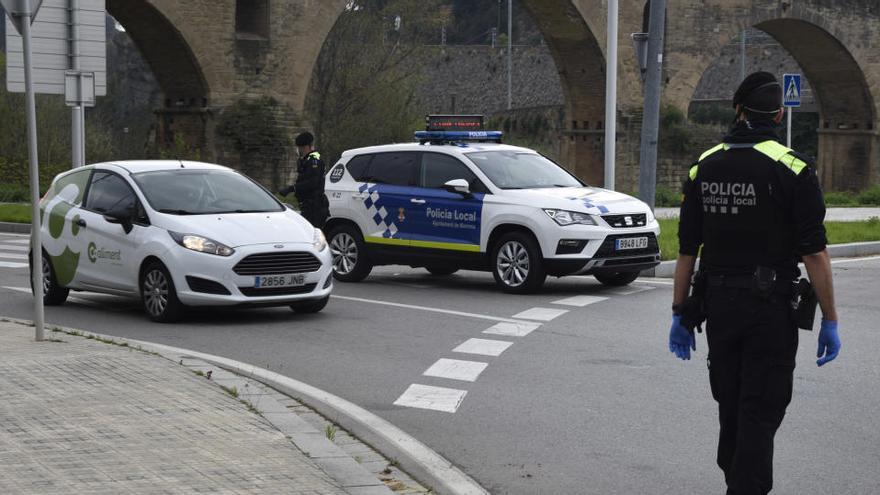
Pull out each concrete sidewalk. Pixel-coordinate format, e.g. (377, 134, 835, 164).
(0, 319, 405, 495)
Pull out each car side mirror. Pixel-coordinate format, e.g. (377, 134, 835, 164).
(443, 179, 470, 196)
(103, 204, 135, 234)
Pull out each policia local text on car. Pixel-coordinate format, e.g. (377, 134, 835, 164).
(280, 132, 330, 228)
(667, 72, 841, 495)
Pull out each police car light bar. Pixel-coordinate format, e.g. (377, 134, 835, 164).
(415, 130, 503, 144)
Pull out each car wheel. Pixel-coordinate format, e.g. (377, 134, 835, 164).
(328, 224, 372, 282)
(425, 266, 458, 276)
(491, 232, 546, 294)
(141, 261, 184, 323)
(594, 271, 640, 287)
(31, 251, 69, 305)
(290, 296, 329, 314)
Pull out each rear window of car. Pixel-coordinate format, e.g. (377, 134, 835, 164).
(346, 152, 419, 187)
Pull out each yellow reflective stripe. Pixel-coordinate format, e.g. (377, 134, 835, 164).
(752, 140, 791, 162)
(689, 164, 700, 181)
(778, 153, 808, 175)
(365, 236, 481, 253)
(698, 143, 726, 162)
(308, 151, 321, 159)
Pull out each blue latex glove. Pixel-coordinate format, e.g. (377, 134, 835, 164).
(816, 318, 841, 367)
(669, 314, 696, 360)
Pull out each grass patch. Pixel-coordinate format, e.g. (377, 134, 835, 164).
(324, 424, 338, 442)
(0, 203, 31, 223)
(220, 385, 239, 398)
(658, 217, 880, 260)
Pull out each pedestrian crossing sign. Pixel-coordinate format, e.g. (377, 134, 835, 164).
(783, 73, 801, 107)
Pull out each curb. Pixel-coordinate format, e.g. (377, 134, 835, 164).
(0, 221, 30, 234)
(6, 318, 488, 495)
(640, 241, 880, 278)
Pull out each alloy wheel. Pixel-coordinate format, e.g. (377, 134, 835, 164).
(331, 233, 358, 275)
(496, 240, 530, 287)
(143, 269, 169, 317)
(41, 256, 51, 296)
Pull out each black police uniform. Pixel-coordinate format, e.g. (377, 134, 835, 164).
(291, 150, 329, 228)
(678, 119, 827, 494)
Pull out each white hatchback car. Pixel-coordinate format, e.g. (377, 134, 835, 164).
(324, 131, 661, 293)
(35, 161, 333, 321)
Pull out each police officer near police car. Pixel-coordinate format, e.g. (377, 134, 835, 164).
(280, 132, 329, 228)
(669, 72, 841, 495)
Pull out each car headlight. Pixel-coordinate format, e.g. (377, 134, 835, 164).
(168, 231, 235, 256)
(543, 209, 597, 226)
(646, 208, 656, 224)
(313, 228, 327, 252)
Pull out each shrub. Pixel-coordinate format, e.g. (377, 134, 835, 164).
(824, 191, 858, 206)
(857, 185, 880, 206)
(655, 185, 682, 207)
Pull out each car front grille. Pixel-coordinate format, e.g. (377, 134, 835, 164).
(595, 233, 659, 258)
(239, 283, 318, 297)
(602, 213, 647, 228)
(233, 252, 322, 275)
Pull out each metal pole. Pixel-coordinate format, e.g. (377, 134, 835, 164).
(507, 0, 512, 110)
(70, 0, 84, 168)
(637, 0, 667, 210)
(787, 106, 792, 148)
(604, 0, 618, 191)
(739, 29, 746, 82)
(20, 14, 46, 341)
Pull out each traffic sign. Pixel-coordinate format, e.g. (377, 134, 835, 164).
(783, 73, 801, 108)
(5, 0, 105, 95)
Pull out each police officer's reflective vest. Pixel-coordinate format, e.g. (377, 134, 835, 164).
(689, 140, 809, 180)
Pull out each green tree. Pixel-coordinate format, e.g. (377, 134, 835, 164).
(306, 0, 448, 164)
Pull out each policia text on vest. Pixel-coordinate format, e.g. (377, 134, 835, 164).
(668, 72, 840, 495)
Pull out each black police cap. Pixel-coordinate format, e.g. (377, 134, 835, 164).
(733, 71, 782, 114)
(295, 132, 314, 147)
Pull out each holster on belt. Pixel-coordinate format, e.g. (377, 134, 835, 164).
(792, 278, 818, 331)
(679, 271, 707, 334)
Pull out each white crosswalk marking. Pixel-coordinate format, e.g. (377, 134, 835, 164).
(482, 321, 540, 337)
(0, 253, 28, 260)
(422, 359, 488, 382)
(551, 295, 608, 307)
(605, 285, 655, 296)
(0, 261, 27, 268)
(0, 244, 29, 252)
(452, 338, 513, 357)
(6, 239, 31, 244)
(512, 307, 569, 321)
(393, 384, 467, 413)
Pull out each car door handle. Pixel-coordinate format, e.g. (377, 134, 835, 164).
(74, 218, 87, 228)
(410, 199, 426, 205)
(352, 193, 368, 199)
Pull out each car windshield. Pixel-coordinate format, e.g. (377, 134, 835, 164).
(132, 169, 283, 215)
(465, 151, 583, 189)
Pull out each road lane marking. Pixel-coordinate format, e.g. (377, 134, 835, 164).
(330, 294, 529, 323)
(550, 295, 608, 307)
(0, 244, 29, 252)
(605, 285, 655, 295)
(422, 358, 488, 382)
(0, 261, 27, 268)
(482, 321, 540, 337)
(452, 338, 513, 357)
(0, 253, 28, 260)
(512, 307, 569, 321)
(635, 278, 674, 285)
(393, 384, 467, 413)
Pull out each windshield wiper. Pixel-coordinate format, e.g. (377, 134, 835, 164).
(212, 209, 275, 214)
(158, 208, 198, 215)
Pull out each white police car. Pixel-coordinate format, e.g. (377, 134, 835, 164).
(35, 161, 333, 321)
(323, 116, 661, 293)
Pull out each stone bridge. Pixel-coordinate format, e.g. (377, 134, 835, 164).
(108, 0, 880, 191)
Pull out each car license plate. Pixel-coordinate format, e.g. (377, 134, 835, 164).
(615, 237, 648, 250)
(254, 274, 306, 288)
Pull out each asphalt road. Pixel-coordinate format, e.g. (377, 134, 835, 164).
(1, 231, 878, 494)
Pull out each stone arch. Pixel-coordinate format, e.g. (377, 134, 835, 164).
(668, 6, 879, 190)
(106, 0, 211, 152)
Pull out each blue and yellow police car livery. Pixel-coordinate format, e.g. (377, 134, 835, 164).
(324, 116, 661, 293)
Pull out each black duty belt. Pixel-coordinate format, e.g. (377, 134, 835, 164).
(705, 273, 794, 295)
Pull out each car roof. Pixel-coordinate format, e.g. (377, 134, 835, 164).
(91, 160, 232, 174)
(340, 142, 536, 158)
